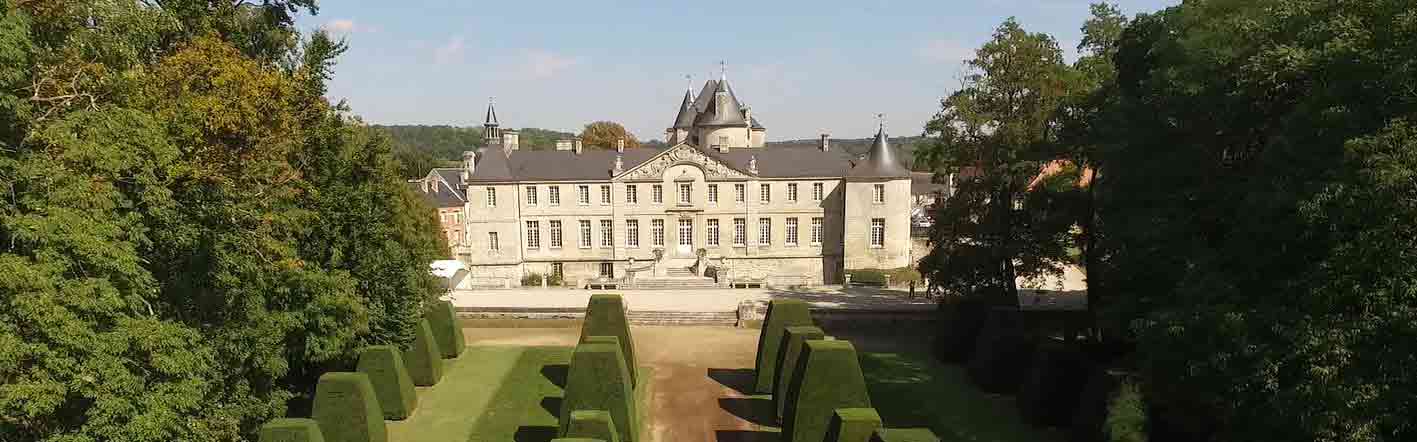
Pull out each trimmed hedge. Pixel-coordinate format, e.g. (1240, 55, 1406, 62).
(932, 295, 992, 363)
(563, 409, 620, 442)
(823, 408, 882, 442)
(966, 308, 1036, 394)
(355, 345, 418, 420)
(754, 299, 813, 393)
(258, 418, 326, 442)
(870, 428, 940, 442)
(561, 340, 637, 442)
(402, 319, 443, 386)
(580, 294, 637, 387)
(782, 340, 872, 442)
(426, 300, 465, 358)
(1069, 368, 1125, 442)
(773, 325, 826, 420)
(311, 372, 387, 442)
(1017, 341, 1089, 427)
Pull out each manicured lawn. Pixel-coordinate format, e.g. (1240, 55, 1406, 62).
(859, 351, 1063, 442)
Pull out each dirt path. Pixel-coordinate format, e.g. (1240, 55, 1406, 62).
(463, 326, 767, 442)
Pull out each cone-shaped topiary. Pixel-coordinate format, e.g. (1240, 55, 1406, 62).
(967, 308, 1035, 394)
(561, 340, 637, 442)
(562, 409, 620, 442)
(426, 300, 464, 358)
(755, 299, 813, 393)
(258, 418, 326, 442)
(1017, 341, 1088, 427)
(356, 345, 418, 420)
(782, 340, 871, 442)
(402, 319, 443, 386)
(579, 294, 637, 386)
(311, 372, 387, 442)
(870, 428, 940, 442)
(823, 408, 882, 442)
(774, 325, 825, 420)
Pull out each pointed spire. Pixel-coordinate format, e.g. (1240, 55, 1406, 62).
(484, 97, 499, 126)
(719, 60, 727, 81)
(847, 114, 910, 179)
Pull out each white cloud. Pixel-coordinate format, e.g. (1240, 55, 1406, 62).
(322, 18, 376, 35)
(434, 36, 466, 64)
(524, 50, 584, 78)
(917, 39, 974, 64)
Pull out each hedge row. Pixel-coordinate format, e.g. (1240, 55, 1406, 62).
(781, 340, 872, 442)
(774, 325, 826, 420)
(356, 346, 418, 420)
(403, 319, 443, 386)
(823, 408, 882, 442)
(870, 428, 940, 442)
(754, 299, 813, 393)
(560, 338, 637, 442)
(563, 409, 620, 442)
(259, 418, 326, 442)
(311, 372, 387, 442)
(581, 294, 637, 387)
(426, 300, 464, 359)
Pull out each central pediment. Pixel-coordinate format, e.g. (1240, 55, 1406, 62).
(615, 143, 754, 181)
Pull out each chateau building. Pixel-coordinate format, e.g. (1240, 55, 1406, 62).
(448, 76, 912, 288)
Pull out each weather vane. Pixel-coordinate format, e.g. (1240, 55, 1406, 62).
(720, 60, 727, 80)
(876, 113, 886, 131)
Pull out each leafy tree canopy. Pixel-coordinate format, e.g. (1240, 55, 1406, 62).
(579, 121, 640, 150)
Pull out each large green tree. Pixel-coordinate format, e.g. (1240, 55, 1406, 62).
(1089, 0, 1417, 440)
(579, 121, 640, 150)
(916, 18, 1080, 302)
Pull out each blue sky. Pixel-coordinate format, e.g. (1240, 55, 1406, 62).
(297, 0, 1175, 141)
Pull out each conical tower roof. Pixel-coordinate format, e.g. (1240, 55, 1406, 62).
(672, 89, 696, 129)
(847, 124, 911, 179)
(484, 101, 499, 126)
(693, 78, 747, 127)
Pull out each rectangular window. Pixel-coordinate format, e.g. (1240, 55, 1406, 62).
(678, 219, 693, 246)
(578, 185, 590, 205)
(678, 183, 692, 204)
(627, 220, 640, 248)
(652, 219, 665, 247)
(599, 262, 613, 278)
(707, 219, 720, 246)
(873, 184, 885, 203)
(787, 183, 798, 202)
(758, 218, 772, 245)
(627, 185, 638, 204)
(600, 185, 611, 205)
(759, 183, 771, 204)
(786, 218, 799, 245)
(871, 218, 885, 247)
(733, 218, 746, 245)
(735, 184, 746, 202)
(652, 184, 664, 204)
(486, 187, 497, 207)
(551, 262, 563, 278)
(488, 231, 499, 251)
(600, 220, 613, 247)
(526, 186, 538, 206)
(549, 220, 563, 248)
(579, 220, 592, 248)
(526, 221, 540, 248)
(813, 182, 824, 201)
(549, 186, 561, 205)
(708, 184, 718, 203)
(811, 217, 823, 245)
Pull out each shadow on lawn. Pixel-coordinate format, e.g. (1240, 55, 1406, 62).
(464, 347, 573, 442)
(719, 397, 776, 426)
(715, 430, 780, 442)
(707, 368, 756, 395)
(540, 396, 563, 419)
(859, 351, 1062, 442)
(540, 363, 568, 388)
(513, 426, 558, 442)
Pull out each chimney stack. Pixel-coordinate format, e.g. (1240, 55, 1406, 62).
(501, 130, 520, 156)
(573, 138, 583, 155)
(461, 150, 477, 180)
(819, 133, 830, 151)
(616, 138, 625, 153)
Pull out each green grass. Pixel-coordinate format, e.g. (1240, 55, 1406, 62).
(387, 345, 651, 442)
(859, 351, 1063, 442)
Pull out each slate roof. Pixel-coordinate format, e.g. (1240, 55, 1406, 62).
(408, 179, 465, 208)
(672, 90, 696, 129)
(693, 79, 748, 127)
(506, 148, 663, 181)
(464, 142, 875, 182)
(846, 126, 912, 179)
(466, 148, 515, 182)
(911, 172, 948, 195)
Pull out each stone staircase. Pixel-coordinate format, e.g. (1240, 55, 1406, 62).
(627, 310, 738, 326)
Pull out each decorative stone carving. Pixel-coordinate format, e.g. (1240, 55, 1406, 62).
(618, 144, 753, 181)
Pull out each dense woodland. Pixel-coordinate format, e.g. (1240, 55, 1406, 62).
(918, 1, 1416, 441)
(0, 1, 447, 440)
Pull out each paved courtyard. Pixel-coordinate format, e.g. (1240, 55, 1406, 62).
(446, 285, 941, 312)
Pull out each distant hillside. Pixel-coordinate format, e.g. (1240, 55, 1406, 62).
(375, 124, 576, 177)
(767, 136, 929, 171)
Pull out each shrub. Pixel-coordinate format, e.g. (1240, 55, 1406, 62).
(846, 267, 922, 286)
(774, 325, 826, 420)
(754, 299, 813, 393)
(311, 372, 387, 442)
(563, 409, 620, 442)
(932, 295, 992, 363)
(966, 308, 1036, 394)
(823, 408, 882, 442)
(548, 272, 565, 286)
(1068, 367, 1125, 442)
(401, 319, 443, 386)
(258, 418, 326, 442)
(1017, 341, 1089, 427)
(522, 272, 545, 286)
(782, 340, 872, 442)
(425, 300, 464, 358)
(580, 294, 637, 387)
(870, 428, 940, 442)
(1104, 381, 1147, 442)
(560, 341, 637, 442)
(355, 346, 418, 420)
